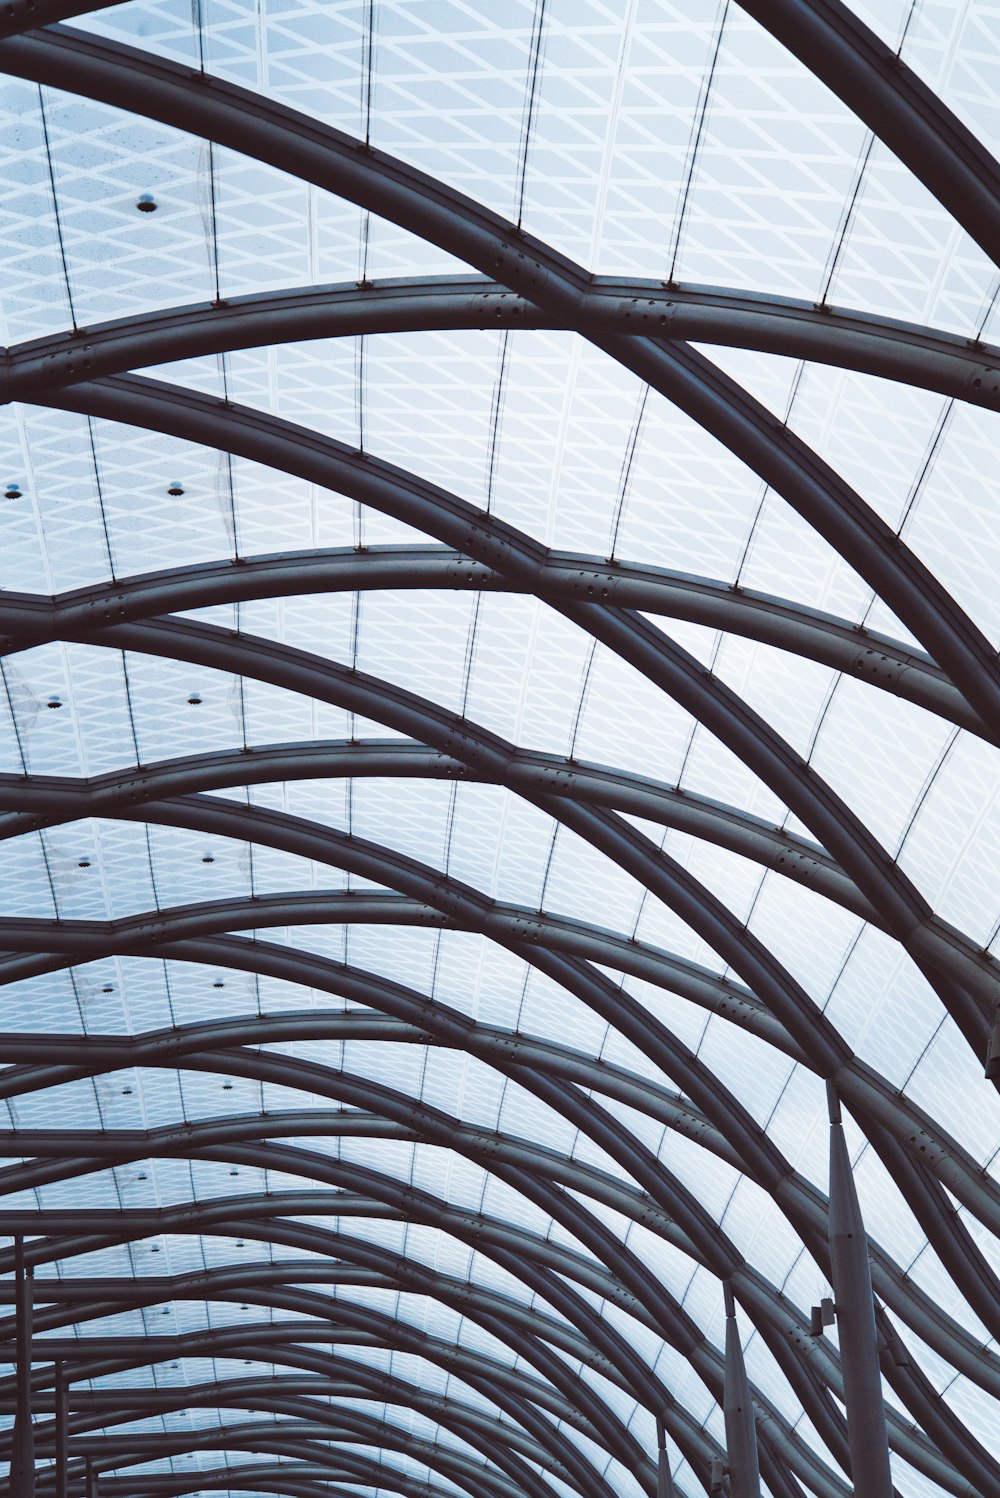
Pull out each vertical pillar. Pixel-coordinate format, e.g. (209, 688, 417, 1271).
(655, 1414, 673, 1498)
(11, 1235, 35, 1498)
(723, 1283, 760, 1498)
(55, 1361, 68, 1498)
(827, 1083, 892, 1498)
(86, 1456, 98, 1498)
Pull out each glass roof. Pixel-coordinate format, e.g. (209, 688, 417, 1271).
(0, 2, 998, 1497)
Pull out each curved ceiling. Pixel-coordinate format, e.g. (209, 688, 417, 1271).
(0, 3, 998, 1498)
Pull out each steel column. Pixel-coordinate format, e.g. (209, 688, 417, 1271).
(827, 1086, 892, 1498)
(11, 1235, 35, 1498)
(54, 1363, 68, 1498)
(723, 1284, 760, 1498)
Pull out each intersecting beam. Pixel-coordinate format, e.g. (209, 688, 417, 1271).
(7, 1317, 654, 1493)
(64, 1416, 554, 1498)
(8, 1320, 615, 1469)
(1, 545, 982, 745)
(0, 1102, 993, 1408)
(0, 1218, 837, 1498)
(9, 0, 999, 277)
(0, 737, 874, 925)
(0, 1204, 986, 1492)
(0, 1055, 992, 1494)
(49, 1460, 449, 1498)
(72, 1429, 532, 1498)
(10, 1332, 656, 1498)
(12, 1365, 600, 1497)
(5, 275, 1000, 411)
(14, 382, 994, 1060)
(4, 28, 998, 737)
(0, 831, 992, 1246)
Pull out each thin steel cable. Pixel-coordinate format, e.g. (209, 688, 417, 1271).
(667, 0, 729, 285)
(37, 86, 77, 331)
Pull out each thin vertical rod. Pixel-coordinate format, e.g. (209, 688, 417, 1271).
(11, 1234, 35, 1498)
(55, 1360, 68, 1498)
(723, 1282, 760, 1498)
(827, 1083, 893, 1498)
(86, 1456, 98, 1498)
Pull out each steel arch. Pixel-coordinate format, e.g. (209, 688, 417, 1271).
(18, 378, 995, 1057)
(2, 27, 1000, 735)
(0, 1128, 991, 1496)
(5, 276, 1000, 412)
(0, 5, 995, 1493)
(0, 545, 984, 745)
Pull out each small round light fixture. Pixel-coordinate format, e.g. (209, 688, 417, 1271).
(78, 858, 91, 868)
(167, 480, 185, 496)
(102, 985, 114, 994)
(46, 695, 62, 709)
(202, 854, 215, 864)
(137, 193, 157, 213)
(4, 482, 22, 501)
(187, 691, 202, 705)
(212, 980, 225, 988)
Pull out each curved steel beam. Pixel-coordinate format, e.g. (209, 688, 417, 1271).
(27, 1393, 597, 1498)
(742, 0, 1000, 268)
(71, 1417, 552, 1498)
(1, 874, 994, 1372)
(0, 737, 875, 926)
(9, 1373, 660, 1498)
(1, 1148, 990, 1497)
(0, 1102, 844, 1497)
(70, 1424, 532, 1498)
(4, 275, 1000, 413)
(18, 1369, 600, 1498)
(0, 1057, 987, 1498)
(4, 768, 997, 1346)
(0, 1209, 842, 1498)
(1, 922, 994, 1462)
(1, 545, 982, 746)
(0, 1253, 716, 1497)
(4, 1290, 660, 1493)
(0, 805, 993, 1246)
(39, 1462, 449, 1498)
(8, 0, 999, 276)
(48, 1469, 451, 1498)
(0, 1101, 992, 1407)
(15, 381, 995, 1060)
(2, 27, 998, 738)
(11, 1314, 611, 1460)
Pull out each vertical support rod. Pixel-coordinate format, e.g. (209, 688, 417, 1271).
(55, 1361, 68, 1498)
(655, 1414, 674, 1498)
(11, 1234, 35, 1498)
(827, 1083, 893, 1498)
(86, 1456, 98, 1498)
(723, 1282, 760, 1498)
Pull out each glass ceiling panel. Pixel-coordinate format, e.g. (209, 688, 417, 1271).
(0, 3, 998, 1498)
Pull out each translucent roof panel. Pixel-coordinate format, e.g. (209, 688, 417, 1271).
(0, 4, 998, 1498)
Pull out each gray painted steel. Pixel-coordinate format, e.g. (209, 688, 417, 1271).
(826, 1088, 893, 1498)
(5, 275, 1000, 410)
(3, 27, 999, 734)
